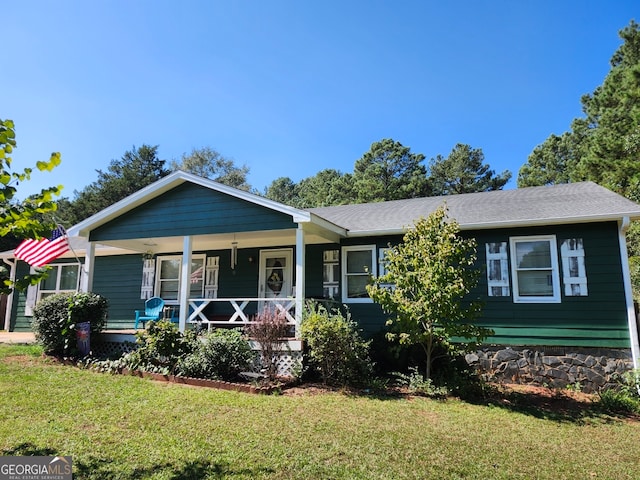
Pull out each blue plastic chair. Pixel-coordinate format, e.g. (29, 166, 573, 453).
(134, 297, 165, 329)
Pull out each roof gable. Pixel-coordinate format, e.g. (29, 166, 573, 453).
(68, 171, 314, 238)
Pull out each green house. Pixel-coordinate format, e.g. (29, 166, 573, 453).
(3, 172, 640, 387)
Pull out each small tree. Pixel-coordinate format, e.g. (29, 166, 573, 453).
(367, 205, 492, 381)
(245, 307, 290, 379)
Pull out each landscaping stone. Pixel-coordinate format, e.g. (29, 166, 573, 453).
(465, 346, 633, 393)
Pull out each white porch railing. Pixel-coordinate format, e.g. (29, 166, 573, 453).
(185, 297, 296, 327)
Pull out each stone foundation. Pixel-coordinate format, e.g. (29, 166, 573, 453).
(465, 346, 633, 393)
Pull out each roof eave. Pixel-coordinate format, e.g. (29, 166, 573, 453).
(344, 213, 640, 237)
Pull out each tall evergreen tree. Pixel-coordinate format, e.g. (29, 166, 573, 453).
(518, 20, 640, 198)
(57, 144, 170, 226)
(429, 143, 511, 195)
(352, 139, 430, 203)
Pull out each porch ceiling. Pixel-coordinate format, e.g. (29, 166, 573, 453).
(92, 228, 338, 255)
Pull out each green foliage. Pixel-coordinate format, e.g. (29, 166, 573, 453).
(129, 320, 196, 372)
(245, 307, 291, 378)
(353, 138, 430, 202)
(597, 389, 640, 415)
(301, 301, 374, 387)
(57, 144, 170, 226)
(176, 328, 255, 381)
(429, 143, 511, 195)
(0, 118, 63, 294)
(170, 146, 252, 191)
(367, 205, 491, 380)
(32, 292, 108, 357)
(393, 367, 449, 398)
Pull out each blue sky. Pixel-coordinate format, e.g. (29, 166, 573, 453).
(5, 1, 638, 200)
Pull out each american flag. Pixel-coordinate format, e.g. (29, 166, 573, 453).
(15, 226, 70, 267)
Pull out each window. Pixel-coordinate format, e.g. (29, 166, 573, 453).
(341, 245, 376, 302)
(155, 254, 206, 304)
(322, 249, 339, 299)
(510, 236, 560, 303)
(38, 263, 80, 300)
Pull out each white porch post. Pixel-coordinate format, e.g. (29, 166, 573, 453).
(619, 217, 640, 370)
(2, 259, 15, 330)
(179, 236, 193, 333)
(295, 225, 306, 337)
(80, 242, 95, 293)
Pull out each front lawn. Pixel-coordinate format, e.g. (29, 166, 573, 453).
(1, 344, 639, 479)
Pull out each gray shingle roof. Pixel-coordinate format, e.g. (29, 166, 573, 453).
(307, 182, 640, 235)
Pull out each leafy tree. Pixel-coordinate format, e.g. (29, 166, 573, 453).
(170, 146, 252, 191)
(429, 143, 511, 195)
(352, 138, 430, 203)
(57, 144, 170, 226)
(367, 206, 491, 380)
(0, 118, 63, 293)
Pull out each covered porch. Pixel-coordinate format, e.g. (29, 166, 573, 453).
(67, 171, 346, 337)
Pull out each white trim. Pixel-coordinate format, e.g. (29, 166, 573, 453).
(2, 258, 15, 330)
(341, 245, 376, 303)
(295, 227, 305, 337)
(618, 217, 640, 370)
(179, 236, 193, 333)
(510, 235, 561, 303)
(36, 263, 81, 302)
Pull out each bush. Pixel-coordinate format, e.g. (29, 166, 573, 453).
(245, 307, 290, 378)
(597, 369, 640, 414)
(301, 301, 374, 387)
(177, 328, 255, 381)
(129, 320, 195, 372)
(32, 292, 108, 356)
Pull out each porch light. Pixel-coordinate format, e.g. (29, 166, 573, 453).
(231, 241, 238, 269)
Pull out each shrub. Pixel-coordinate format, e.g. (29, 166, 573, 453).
(597, 369, 640, 414)
(301, 301, 374, 387)
(129, 320, 195, 372)
(32, 292, 108, 356)
(176, 328, 255, 380)
(245, 307, 290, 378)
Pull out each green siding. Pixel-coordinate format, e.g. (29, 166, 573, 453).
(331, 223, 631, 348)
(90, 183, 297, 241)
(469, 222, 629, 348)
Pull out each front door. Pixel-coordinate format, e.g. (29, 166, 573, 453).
(258, 249, 293, 304)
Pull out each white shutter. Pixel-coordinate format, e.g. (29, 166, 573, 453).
(25, 267, 39, 316)
(378, 248, 391, 277)
(561, 238, 588, 296)
(204, 256, 220, 299)
(486, 242, 510, 297)
(140, 258, 156, 300)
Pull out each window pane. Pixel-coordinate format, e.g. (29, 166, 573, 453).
(347, 275, 369, 298)
(515, 241, 551, 269)
(160, 280, 179, 300)
(41, 268, 58, 290)
(347, 250, 372, 274)
(517, 270, 553, 296)
(160, 259, 180, 279)
(59, 265, 79, 290)
(189, 259, 204, 297)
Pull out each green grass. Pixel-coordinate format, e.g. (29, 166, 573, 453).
(1, 345, 640, 479)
